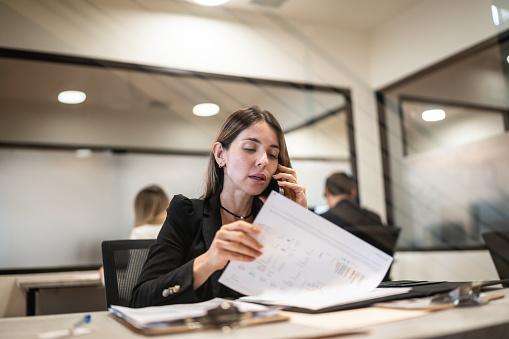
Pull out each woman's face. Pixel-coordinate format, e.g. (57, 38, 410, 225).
(222, 121, 280, 196)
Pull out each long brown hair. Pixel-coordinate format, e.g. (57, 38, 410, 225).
(133, 185, 169, 227)
(201, 105, 291, 199)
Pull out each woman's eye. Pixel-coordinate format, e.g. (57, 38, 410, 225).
(269, 153, 278, 159)
(244, 148, 255, 153)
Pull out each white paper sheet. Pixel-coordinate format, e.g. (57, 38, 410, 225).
(219, 192, 399, 310)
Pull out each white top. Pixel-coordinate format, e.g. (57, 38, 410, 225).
(129, 224, 162, 239)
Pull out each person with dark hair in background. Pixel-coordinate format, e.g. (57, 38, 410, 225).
(320, 172, 382, 227)
(130, 105, 307, 307)
(129, 185, 170, 240)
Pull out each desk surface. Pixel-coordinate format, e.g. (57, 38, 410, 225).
(1, 288, 509, 339)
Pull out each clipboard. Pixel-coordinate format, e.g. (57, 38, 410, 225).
(109, 300, 290, 336)
(109, 311, 289, 335)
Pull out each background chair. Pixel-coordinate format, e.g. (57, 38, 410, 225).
(341, 225, 401, 281)
(482, 231, 509, 287)
(101, 239, 155, 308)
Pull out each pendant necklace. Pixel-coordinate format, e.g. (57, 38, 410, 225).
(220, 204, 253, 220)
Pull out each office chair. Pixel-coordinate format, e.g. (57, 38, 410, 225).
(101, 239, 155, 308)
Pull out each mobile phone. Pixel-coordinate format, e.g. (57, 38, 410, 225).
(261, 178, 284, 197)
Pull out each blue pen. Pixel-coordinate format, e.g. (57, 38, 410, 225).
(72, 314, 91, 330)
(37, 314, 92, 338)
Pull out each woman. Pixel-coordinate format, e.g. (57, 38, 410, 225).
(129, 185, 170, 239)
(99, 185, 169, 286)
(130, 105, 307, 307)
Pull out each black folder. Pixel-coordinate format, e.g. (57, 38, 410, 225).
(283, 280, 506, 314)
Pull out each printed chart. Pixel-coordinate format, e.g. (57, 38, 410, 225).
(219, 192, 395, 309)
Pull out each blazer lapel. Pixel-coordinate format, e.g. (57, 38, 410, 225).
(202, 192, 222, 249)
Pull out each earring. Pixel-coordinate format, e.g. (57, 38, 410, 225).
(218, 163, 223, 168)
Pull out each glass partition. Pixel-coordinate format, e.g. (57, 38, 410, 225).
(378, 31, 509, 249)
(0, 48, 353, 271)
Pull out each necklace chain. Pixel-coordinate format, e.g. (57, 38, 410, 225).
(220, 204, 253, 220)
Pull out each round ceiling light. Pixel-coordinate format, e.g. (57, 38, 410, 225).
(192, 0, 229, 6)
(422, 109, 446, 122)
(75, 149, 92, 158)
(58, 90, 86, 104)
(193, 103, 220, 117)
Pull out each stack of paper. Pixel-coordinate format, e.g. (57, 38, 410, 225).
(219, 192, 409, 310)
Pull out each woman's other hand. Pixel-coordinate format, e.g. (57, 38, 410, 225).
(193, 221, 263, 289)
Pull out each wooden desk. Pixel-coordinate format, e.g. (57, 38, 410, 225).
(16, 271, 102, 316)
(1, 288, 509, 338)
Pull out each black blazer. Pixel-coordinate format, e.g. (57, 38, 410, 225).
(130, 193, 248, 308)
(320, 199, 382, 228)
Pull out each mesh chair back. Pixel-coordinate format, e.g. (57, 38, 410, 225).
(101, 239, 155, 308)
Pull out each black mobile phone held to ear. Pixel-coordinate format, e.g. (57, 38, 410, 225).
(261, 178, 284, 197)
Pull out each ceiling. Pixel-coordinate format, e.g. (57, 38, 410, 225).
(182, 0, 422, 31)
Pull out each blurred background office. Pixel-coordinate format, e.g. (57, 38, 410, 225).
(1, 0, 508, 316)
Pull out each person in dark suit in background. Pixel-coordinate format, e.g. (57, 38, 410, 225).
(320, 172, 383, 227)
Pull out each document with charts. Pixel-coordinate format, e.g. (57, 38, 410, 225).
(219, 192, 406, 310)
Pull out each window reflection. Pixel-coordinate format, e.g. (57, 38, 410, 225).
(401, 99, 506, 156)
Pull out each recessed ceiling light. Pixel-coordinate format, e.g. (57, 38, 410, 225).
(506, 55, 509, 64)
(75, 149, 92, 158)
(193, 103, 220, 117)
(422, 109, 446, 122)
(492, 5, 500, 26)
(58, 90, 86, 104)
(192, 0, 229, 6)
